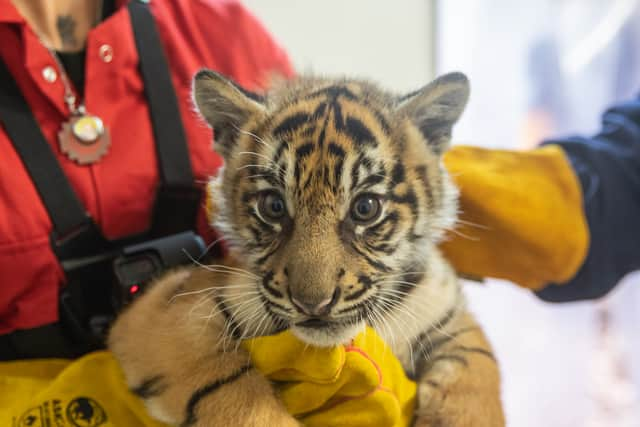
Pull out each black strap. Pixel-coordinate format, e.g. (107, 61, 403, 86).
(128, 1, 200, 235)
(0, 324, 78, 361)
(0, 61, 91, 239)
(128, 1, 194, 189)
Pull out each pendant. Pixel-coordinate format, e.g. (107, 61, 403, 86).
(58, 114, 111, 165)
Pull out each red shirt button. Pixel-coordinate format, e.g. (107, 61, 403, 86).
(99, 44, 113, 63)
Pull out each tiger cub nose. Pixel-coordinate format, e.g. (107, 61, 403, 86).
(290, 288, 341, 316)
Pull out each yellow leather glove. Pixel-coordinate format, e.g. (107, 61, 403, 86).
(440, 144, 589, 290)
(244, 326, 416, 427)
(0, 352, 168, 427)
(1, 328, 415, 427)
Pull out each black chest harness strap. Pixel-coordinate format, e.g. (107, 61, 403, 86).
(0, 1, 206, 359)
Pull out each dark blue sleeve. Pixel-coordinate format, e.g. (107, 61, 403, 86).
(536, 97, 640, 302)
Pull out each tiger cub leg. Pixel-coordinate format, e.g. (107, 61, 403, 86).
(108, 267, 299, 427)
(413, 311, 505, 427)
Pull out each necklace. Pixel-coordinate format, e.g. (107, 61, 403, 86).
(48, 48, 111, 165)
(38, 0, 110, 165)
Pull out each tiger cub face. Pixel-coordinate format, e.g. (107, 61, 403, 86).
(193, 72, 468, 346)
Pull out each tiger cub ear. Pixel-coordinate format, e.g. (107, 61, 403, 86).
(193, 69, 265, 157)
(396, 72, 469, 154)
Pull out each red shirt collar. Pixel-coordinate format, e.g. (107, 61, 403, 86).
(0, 0, 136, 115)
(0, 0, 26, 23)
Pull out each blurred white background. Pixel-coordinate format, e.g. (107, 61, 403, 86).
(243, 1, 640, 426)
(242, 0, 435, 93)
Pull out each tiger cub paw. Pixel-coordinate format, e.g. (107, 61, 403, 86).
(414, 384, 504, 427)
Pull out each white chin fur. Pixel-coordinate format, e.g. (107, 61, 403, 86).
(290, 321, 365, 347)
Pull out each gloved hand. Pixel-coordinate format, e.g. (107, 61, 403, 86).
(440, 144, 589, 290)
(0, 352, 168, 427)
(244, 326, 416, 427)
(0, 327, 415, 427)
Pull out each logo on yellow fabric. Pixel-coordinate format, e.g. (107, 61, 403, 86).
(65, 397, 107, 427)
(13, 398, 107, 427)
(15, 400, 65, 427)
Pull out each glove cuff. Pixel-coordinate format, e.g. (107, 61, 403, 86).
(440, 144, 589, 290)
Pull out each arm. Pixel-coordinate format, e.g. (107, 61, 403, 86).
(440, 97, 640, 301)
(536, 97, 640, 301)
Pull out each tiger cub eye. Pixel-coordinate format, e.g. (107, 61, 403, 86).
(351, 194, 382, 224)
(258, 191, 287, 221)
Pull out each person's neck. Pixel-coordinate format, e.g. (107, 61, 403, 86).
(11, 0, 102, 52)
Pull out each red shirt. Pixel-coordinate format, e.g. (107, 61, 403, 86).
(0, 0, 293, 334)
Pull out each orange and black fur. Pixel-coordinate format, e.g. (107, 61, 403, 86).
(109, 71, 504, 426)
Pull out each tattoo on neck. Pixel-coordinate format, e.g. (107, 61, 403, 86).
(57, 15, 78, 48)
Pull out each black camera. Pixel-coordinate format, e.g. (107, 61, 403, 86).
(111, 231, 205, 308)
(58, 230, 205, 352)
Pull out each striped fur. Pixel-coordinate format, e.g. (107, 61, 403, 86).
(109, 72, 504, 426)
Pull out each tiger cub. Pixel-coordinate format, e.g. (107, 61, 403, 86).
(109, 71, 504, 426)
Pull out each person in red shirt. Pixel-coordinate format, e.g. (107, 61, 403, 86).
(0, 0, 292, 356)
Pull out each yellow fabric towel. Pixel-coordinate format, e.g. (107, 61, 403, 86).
(1, 328, 415, 427)
(244, 326, 416, 427)
(440, 144, 589, 290)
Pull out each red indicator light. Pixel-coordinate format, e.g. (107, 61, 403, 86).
(129, 284, 140, 294)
